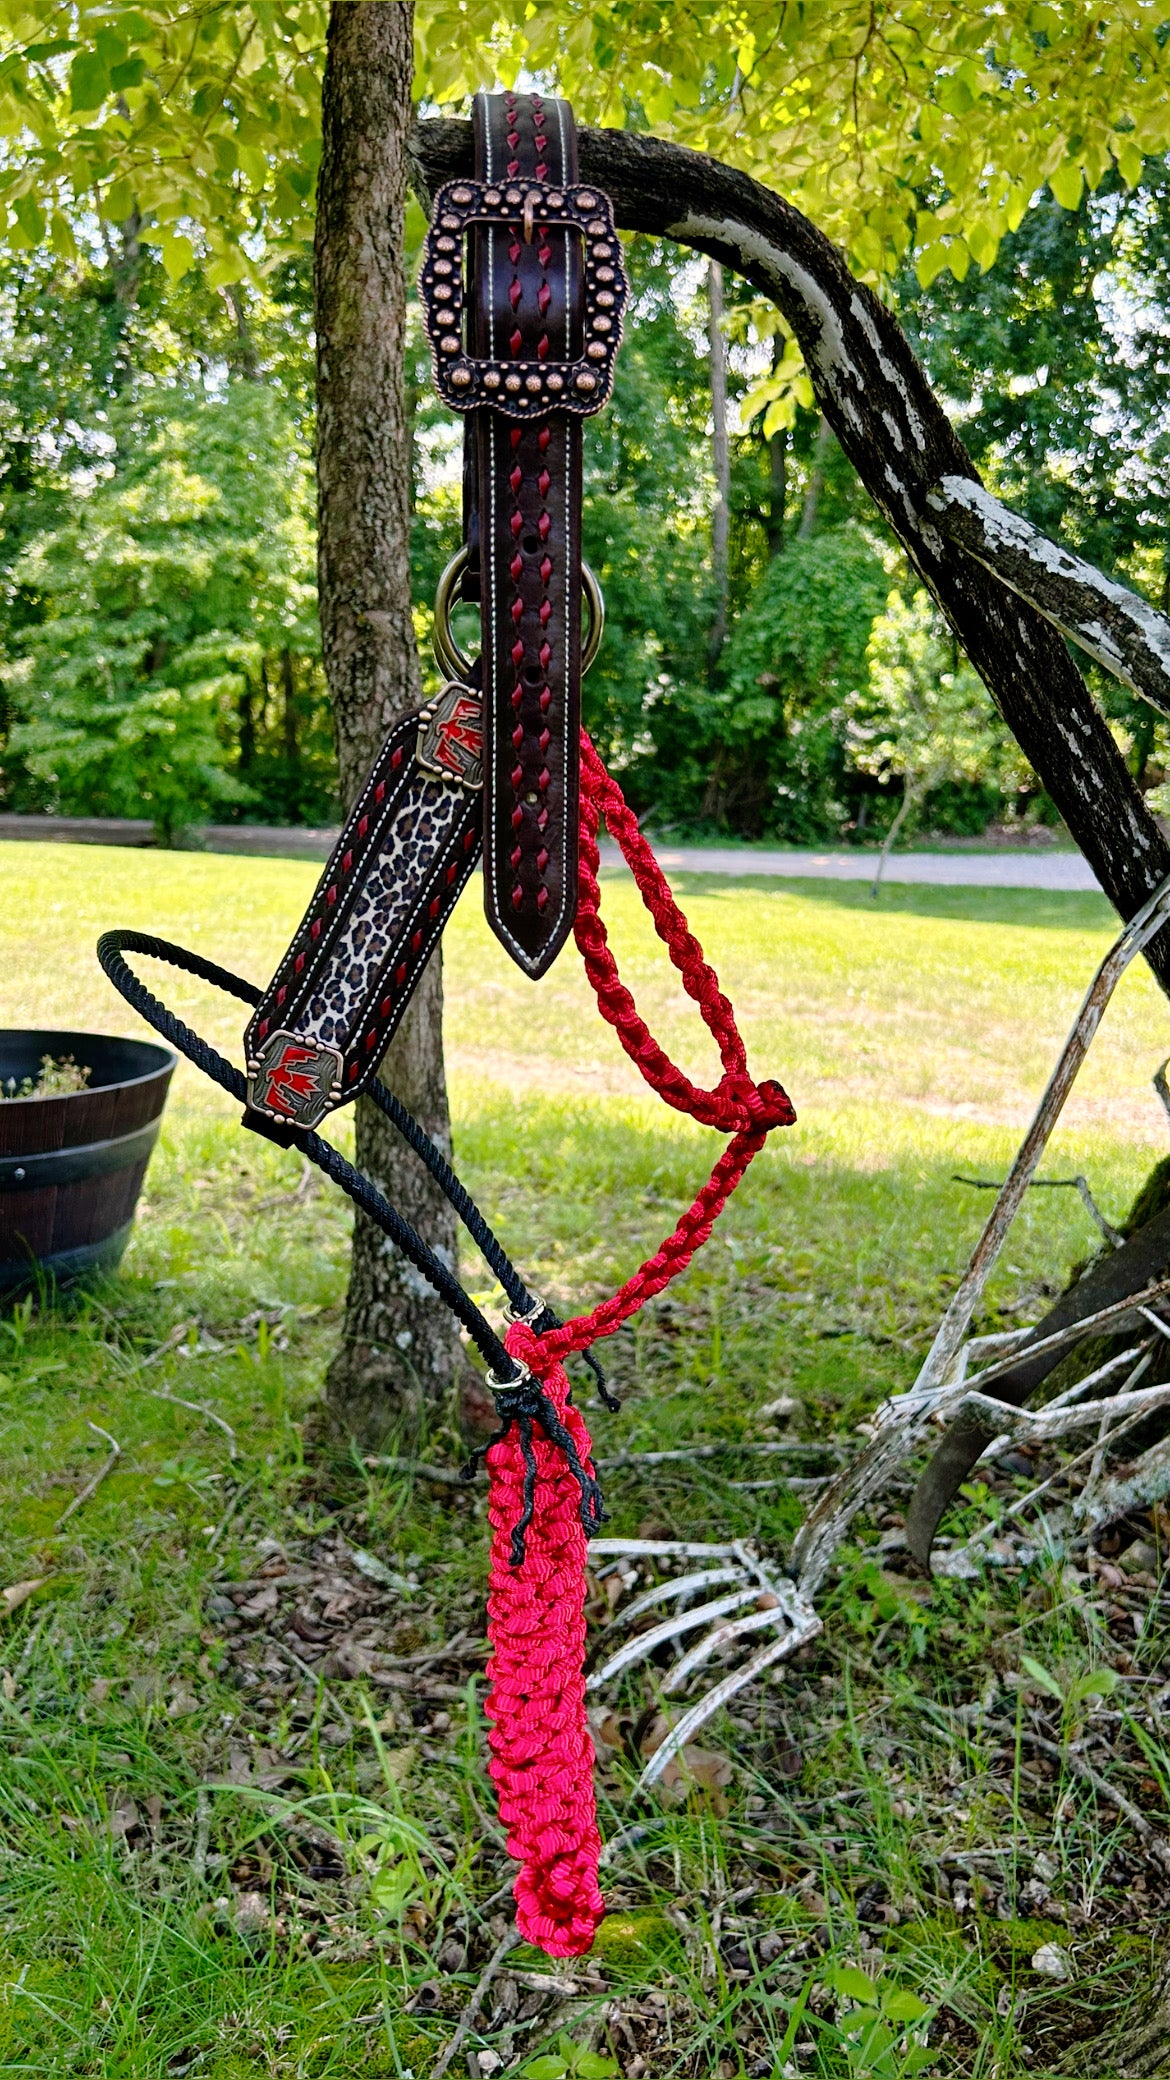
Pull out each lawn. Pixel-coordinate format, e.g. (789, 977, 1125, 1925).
(1, 840, 1169, 2079)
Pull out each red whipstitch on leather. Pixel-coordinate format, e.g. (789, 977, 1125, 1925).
(482, 729, 794, 1957)
(484, 1332, 604, 1956)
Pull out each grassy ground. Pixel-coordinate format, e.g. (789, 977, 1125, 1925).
(2, 843, 1170, 2078)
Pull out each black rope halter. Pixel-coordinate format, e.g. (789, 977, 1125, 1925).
(96, 930, 608, 1407)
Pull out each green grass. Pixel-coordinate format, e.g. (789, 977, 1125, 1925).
(1, 842, 1170, 2077)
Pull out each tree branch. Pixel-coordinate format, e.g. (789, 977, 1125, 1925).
(928, 475, 1170, 720)
(409, 117, 1170, 997)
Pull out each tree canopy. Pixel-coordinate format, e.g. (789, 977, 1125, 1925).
(3, 3, 1167, 284)
(3, 4, 1170, 842)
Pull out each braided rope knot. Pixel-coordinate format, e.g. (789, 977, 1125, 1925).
(484, 1355, 605, 1567)
(714, 1068, 796, 1133)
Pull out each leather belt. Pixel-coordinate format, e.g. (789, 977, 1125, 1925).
(465, 89, 584, 977)
(243, 89, 626, 1129)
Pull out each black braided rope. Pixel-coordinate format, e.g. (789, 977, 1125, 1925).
(96, 930, 522, 1381)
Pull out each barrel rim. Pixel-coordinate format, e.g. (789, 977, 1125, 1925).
(0, 1028, 177, 1110)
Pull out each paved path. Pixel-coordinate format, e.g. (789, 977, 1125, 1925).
(614, 843, 1102, 891)
(0, 813, 1102, 890)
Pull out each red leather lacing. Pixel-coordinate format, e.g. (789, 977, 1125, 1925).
(484, 731, 795, 1955)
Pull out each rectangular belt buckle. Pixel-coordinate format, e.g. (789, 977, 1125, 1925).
(420, 179, 628, 418)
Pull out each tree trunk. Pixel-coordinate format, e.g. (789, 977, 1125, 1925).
(315, 1, 462, 1448)
(797, 414, 830, 540)
(766, 337, 787, 559)
(707, 259, 730, 666)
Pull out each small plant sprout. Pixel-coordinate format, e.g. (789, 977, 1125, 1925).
(821, 1965, 935, 2079)
(520, 2033, 619, 2080)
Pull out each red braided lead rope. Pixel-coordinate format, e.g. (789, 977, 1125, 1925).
(484, 1348, 604, 1957)
(484, 733, 795, 1955)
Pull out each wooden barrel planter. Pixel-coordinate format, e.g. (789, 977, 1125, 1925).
(0, 1030, 175, 1293)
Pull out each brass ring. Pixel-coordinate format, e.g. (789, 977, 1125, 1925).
(432, 545, 605, 681)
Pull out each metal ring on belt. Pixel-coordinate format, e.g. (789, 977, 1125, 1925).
(432, 543, 606, 684)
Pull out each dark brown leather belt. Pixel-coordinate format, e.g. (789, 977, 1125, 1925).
(464, 89, 585, 977)
(242, 89, 626, 1130)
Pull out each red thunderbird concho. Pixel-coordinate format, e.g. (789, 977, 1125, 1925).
(416, 683, 485, 790)
(250, 1031, 343, 1130)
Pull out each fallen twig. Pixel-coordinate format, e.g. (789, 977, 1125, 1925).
(597, 1440, 842, 1469)
(134, 1322, 195, 1369)
(728, 1474, 828, 1492)
(144, 1385, 238, 1459)
(192, 1785, 211, 1884)
(270, 1638, 355, 1739)
(995, 1720, 1170, 1875)
(363, 1455, 466, 1488)
(206, 1475, 257, 1551)
(256, 1156, 317, 1211)
(432, 1923, 520, 2080)
(53, 1423, 120, 1532)
(952, 1172, 1124, 1249)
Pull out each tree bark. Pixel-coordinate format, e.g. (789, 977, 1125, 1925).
(409, 118, 1170, 999)
(928, 473, 1170, 720)
(706, 259, 730, 666)
(316, 3, 462, 1447)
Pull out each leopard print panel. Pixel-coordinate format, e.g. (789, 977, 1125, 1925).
(295, 779, 466, 1051)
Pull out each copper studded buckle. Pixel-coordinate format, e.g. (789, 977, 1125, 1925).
(420, 179, 628, 418)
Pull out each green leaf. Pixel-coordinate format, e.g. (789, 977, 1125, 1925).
(369, 1862, 415, 1913)
(109, 57, 146, 91)
(881, 1988, 929, 2022)
(519, 2060, 567, 2080)
(49, 210, 77, 259)
(1048, 160, 1083, 210)
(839, 2006, 877, 2034)
(574, 2057, 619, 2079)
(936, 73, 975, 116)
(1115, 139, 1144, 188)
(1020, 1654, 1064, 1702)
(204, 249, 249, 289)
(967, 220, 1000, 271)
(904, 2051, 937, 2074)
(1069, 1666, 1119, 1706)
(12, 194, 44, 245)
(69, 49, 110, 113)
(104, 178, 135, 223)
(23, 40, 77, 63)
(828, 1964, 879, 2004)
(947, 239, 972, 282)
(157, 230, 196, 283)
(914, 243, 952, 290)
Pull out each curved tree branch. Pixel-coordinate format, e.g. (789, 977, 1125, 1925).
(927, 475, 1170, 721)
(410, 117, 1170, 995)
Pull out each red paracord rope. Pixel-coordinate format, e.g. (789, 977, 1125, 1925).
(484, 732, 795, 1955)
(484, 1343, 604, 1957)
